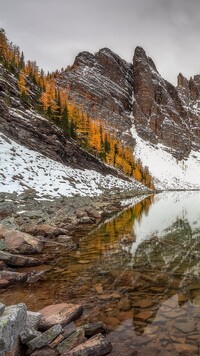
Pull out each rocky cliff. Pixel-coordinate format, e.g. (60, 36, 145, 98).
(58, 47, 200, 161)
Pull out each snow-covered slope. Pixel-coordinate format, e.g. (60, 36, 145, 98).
(0, 133, 145, 197)
(131, 122, 200, 190)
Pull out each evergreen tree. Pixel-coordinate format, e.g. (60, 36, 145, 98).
(61, 105, 70, 135)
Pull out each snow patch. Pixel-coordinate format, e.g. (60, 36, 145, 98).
(0, 133, 144, 197)
(131, 122, 200, 190)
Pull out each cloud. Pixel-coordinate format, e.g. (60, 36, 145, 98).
(0, 0, 200, 84)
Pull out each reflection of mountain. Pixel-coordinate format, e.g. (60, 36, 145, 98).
(124, 192, 200, 339)
(129, 191, 200, 257)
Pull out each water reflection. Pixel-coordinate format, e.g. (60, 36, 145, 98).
(1, 191, 200, 355)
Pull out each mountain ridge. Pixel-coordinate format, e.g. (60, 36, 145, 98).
(0, 27, 200, 191)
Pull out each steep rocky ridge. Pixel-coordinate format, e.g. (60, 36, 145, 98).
(58, 46, 200, 161)
(58, 48, 135, 146)
(133, 47, 200, 159)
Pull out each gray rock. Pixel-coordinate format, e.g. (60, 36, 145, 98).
(0, 202, 13, 219)
(0, 303, 5, 316)
(66, 333, 112, 356)
(57, 327, 85, 354)
(78, 216, 93, 224)
(83, 322, 107, 337)
(20, 327, 42, 344)
(174, 321, 196, 333)
(63, 322, 77, 338)
(0, 303, 27, 352)
(27, 324, 62, 350)
(26, 311, 41, 329)
(22, 210, 43, 219)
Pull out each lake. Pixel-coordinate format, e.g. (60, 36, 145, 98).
(1, 191, 200, 355)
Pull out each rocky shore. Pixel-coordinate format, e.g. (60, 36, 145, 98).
(0, 189, 149, 276)
(0, 301, 112, 355)
(0, 189, 150, 354)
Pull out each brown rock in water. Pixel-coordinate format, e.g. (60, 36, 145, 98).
(66, 333, 112, 356)
(4, 229, 43, 254)
(38, 303, 83, 330)
(134, 310, 154, 321)
(132, 299, 154, 308)
(173, 343, 198, 354)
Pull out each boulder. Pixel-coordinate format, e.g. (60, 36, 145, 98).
(27, 324, 62, 350)
(0, 270, 28, 283)
(0, 303, 27, 352)
(4, 229, 43, 254)
(0, 202, 13, 219)
(26, 311, 41, 329)
(66, 333, 112, 356)
(83, 322, 107, 337)
(20, 311, 42, 344)
(57, 327, 85, 354)
(57, 235, 77, 250)
(0, 251, 42, 267)
(39, 303, 83, 330)
(25, 224, 68, 238)
(20, 327, 42, 344)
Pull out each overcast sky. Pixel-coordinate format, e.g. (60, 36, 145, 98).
(0, 0, 200, 84)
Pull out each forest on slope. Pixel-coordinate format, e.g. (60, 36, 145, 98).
(0, 28, 154, 189)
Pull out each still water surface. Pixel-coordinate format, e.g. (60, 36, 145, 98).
(1, 191, 200, 355)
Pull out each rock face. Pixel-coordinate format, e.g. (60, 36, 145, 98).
(0, 63, 129, 180)
(58, 47, 200, 161)
(58, 48, 135, 147)
(132, 47, 200, 159)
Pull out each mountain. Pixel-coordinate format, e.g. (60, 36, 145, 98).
(0, 61, 146, 197)
(58, 47, 200, 189)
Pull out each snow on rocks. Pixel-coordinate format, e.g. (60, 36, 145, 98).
(0, 133, 144, 197)
(131, 123, 200, 190)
